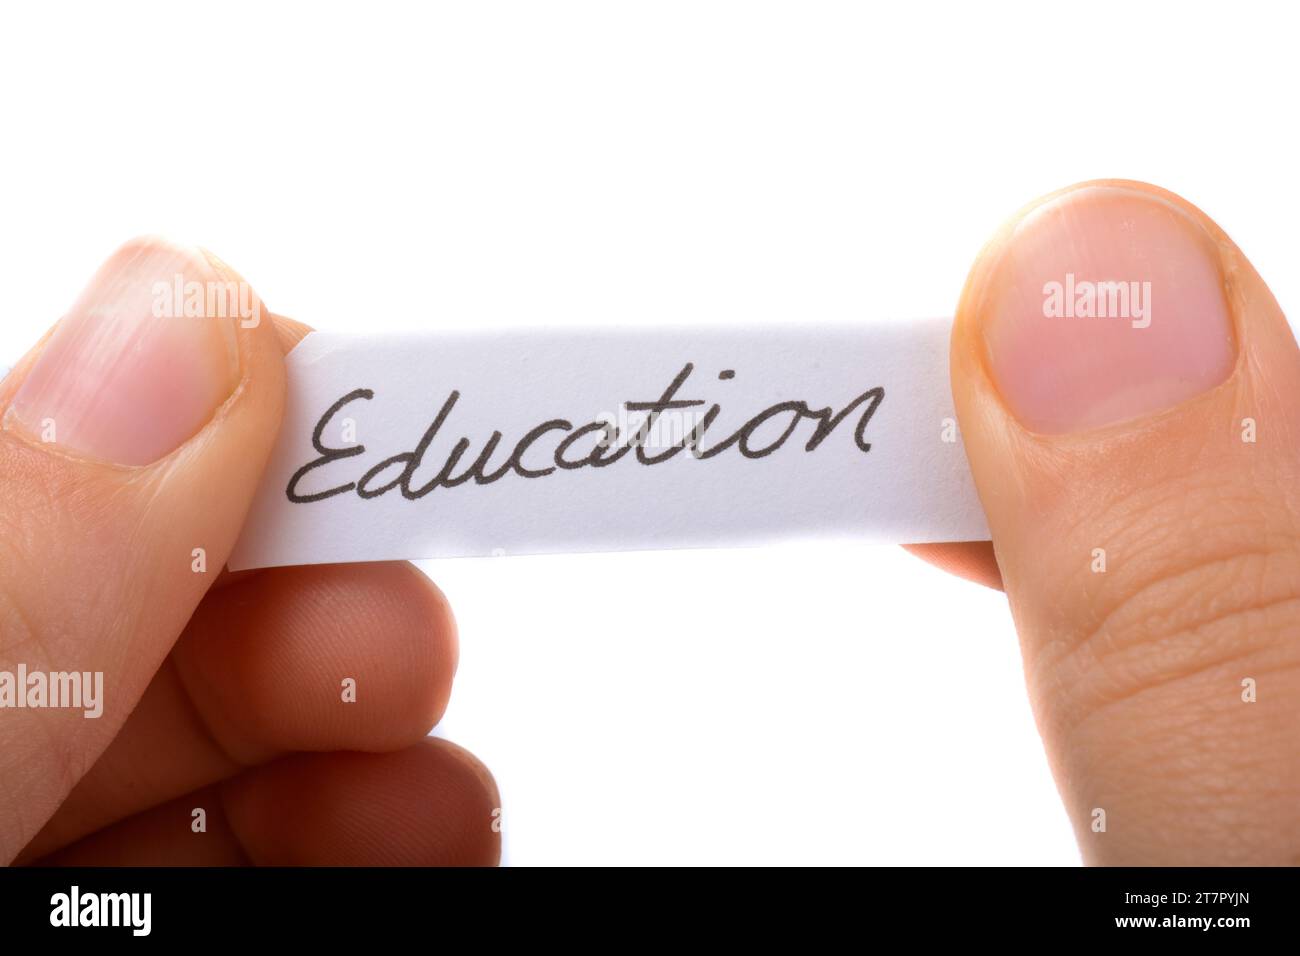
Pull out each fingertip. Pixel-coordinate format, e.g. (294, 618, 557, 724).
(179, 562, 459, 758)
(901, 542, 1003, 590)
(221, 741, 501, 866)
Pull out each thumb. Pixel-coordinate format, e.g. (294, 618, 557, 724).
(953, 181, 1300, 865)
(0, 237, 284, 861)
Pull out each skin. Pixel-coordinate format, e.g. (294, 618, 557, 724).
(3, 179, 1297, 865)
(913, 181, 1300, 865)
(1, 310, 499, 866)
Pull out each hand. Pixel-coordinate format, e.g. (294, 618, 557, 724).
(908, 180, 1299, 865)
(0, 239, 499, 866)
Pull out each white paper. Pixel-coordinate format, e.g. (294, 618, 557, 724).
(228, 322, 988, 570)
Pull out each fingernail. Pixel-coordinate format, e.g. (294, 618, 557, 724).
(979, 185, 1237, 434)
(5, 238, 242, 465)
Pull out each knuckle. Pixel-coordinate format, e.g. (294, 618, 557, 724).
(1029, 471, 1300, 721)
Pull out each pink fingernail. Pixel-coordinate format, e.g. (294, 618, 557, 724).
(5, 238, 243, 465)
(980, 185, 1237, 434)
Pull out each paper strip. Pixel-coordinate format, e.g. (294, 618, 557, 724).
(229, 322, 988, 570)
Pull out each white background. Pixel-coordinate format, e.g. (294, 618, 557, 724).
(2, 1, 1297, 865)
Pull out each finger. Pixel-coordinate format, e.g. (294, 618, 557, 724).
(207, 310, 310, 593)
(901, 542, 1003, 590)
(952, 180, 1300, 864)
(18, 561, 457, 861)
(270, 312, 314, 352)
(34, 739, 500, 867)
(0, 237, 284, 862)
